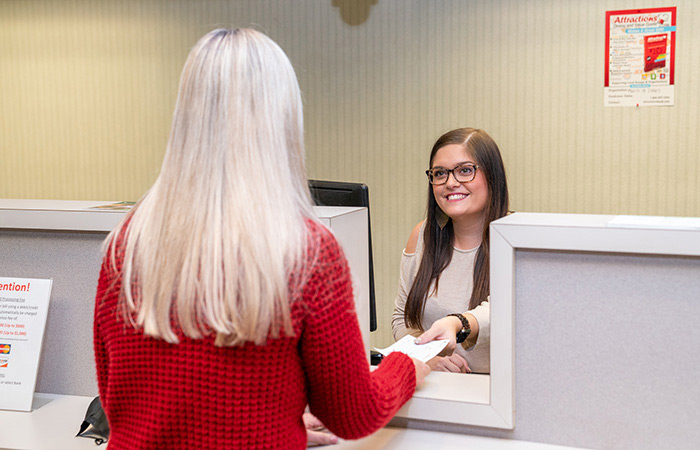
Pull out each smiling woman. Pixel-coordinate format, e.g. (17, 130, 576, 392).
(392, 128, 509, 375)
(429, 146, 489, 231)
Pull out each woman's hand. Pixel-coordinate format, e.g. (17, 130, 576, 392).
(415, 315, 463, 354)
(427, 354, 471, 373)
(303, 412, 338, 446)
(411, 357, 431, 387)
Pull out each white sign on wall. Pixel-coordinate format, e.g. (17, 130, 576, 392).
(0, 277, 52, 411)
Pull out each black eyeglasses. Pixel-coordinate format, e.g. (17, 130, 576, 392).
(425, 163, 479, 185)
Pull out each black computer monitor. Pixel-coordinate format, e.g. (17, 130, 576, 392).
(308, 180, 377, 332)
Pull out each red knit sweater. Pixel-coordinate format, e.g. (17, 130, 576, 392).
(94, 221, 416, 449)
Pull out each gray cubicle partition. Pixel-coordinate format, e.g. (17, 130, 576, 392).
(0, 229, 105, 396)
(0, 201, 370, 399)
(396, 248, 700, 450)
(5, 203, 699, 449)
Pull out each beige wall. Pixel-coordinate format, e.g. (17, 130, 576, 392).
(2, 0, 699, 348)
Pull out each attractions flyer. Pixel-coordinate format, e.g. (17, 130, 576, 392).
(604, 7, 676, 107)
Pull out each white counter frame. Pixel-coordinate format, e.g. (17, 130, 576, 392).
(395, 211, 700, 430)
(0, 199, 126, 232)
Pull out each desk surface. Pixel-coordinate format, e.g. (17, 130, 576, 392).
(0, 394, 96, 450)
(0, 393, 584, 450)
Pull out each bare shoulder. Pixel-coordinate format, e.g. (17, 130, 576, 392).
(404, 220, 424, 254)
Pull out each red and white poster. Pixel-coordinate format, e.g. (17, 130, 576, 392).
(0, 278, 52, 411)
(604, 7, 676, 107)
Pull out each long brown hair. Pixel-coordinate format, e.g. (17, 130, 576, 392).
(404, 128, 509, 330)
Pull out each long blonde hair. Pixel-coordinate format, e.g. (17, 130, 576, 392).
(105, 28, 318, 346)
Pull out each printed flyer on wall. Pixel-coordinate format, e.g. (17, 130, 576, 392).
(604, 7, 676, 107)
(0, 277, 52, 411)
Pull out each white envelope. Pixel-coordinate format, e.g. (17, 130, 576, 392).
(374, 335, 450, 363)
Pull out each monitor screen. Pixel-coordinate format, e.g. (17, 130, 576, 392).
(308, 180, 377, 332)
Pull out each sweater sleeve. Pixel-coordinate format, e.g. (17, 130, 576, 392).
(391, 250, 421, 341)
(299, 229, 416, 440)
(466, 298, 490, 350)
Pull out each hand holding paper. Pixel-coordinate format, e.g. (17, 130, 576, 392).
(374, 335, 450, 363)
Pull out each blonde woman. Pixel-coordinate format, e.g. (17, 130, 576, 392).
(94, 28, 428, 450)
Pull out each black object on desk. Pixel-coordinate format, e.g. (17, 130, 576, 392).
(76, 396, 109, 445)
